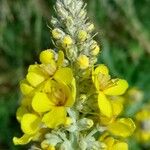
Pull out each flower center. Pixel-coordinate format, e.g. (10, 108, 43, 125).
(51, 87, 68, 106)
(98, 74, 118, 91)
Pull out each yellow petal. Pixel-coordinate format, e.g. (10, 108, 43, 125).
(32, 92, 54, 112)
(28, 64, 45, 75)
(99, 132, 109, 141)
(40, 49, 54, 64)
(110, 99, 123, 116)
(59, 82, 75, 107)
(57, 51, 64, 66)
(16, 106, 28, 122)
(104, 79, 128, 96)
(54, 68, 73, 85)
(112, 142, 128, 150)
(68, 78, 76, 105)
(104, 137, 115, 148)
(42, 79, 52, 93)
(108, 118, 135, 138)
(98, 92, 112, 118)
(26, 72, 45, 87)
(20, 81, 34, 95)
(21, 114, 40, 135)
(94, 64, 109, 75)
(119, 118, 136, 133)
(92, 65, 109, 91)
(100, 116, 114, 126)
(13, 134, 33, 145)
(42, 107, 66, 128)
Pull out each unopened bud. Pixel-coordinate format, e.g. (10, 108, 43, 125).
(66, 16, 74, 28)
(65, 117, 73, 126)
(40, 49, 54, 64)
(51, 17, 59, 26)
(52, 28, 64, 40)
(62, 35, 73, 48)
(78, 118, 94, 130)
(56, 2, 68, 19)
(90, 41, 100, 56)
(91, 45, 100, 56)
(87, 23, 95, 32)
(41, 140, 55, 150)
(78, 30, 88, 42)
(79, 9, 87, 19)
(77, 55, 89, 69)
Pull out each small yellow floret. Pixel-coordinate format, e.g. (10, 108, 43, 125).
(77, 55, 89, 69)
(78, 30, 88, 42)
(62, 35, 73, 48)
(40, 49, 54, 64)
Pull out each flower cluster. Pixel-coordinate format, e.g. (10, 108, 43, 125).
(13, 0, 135, 149)
(13, 50, 76, 145)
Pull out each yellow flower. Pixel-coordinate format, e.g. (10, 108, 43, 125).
(13, 112, 42, 145)
(92, 64, 128, 117)
(13, 50, 76, 145)
(99, 132, 128, 150)
(32, 79, 76, 128)
(107, 118, 135, 138)
(20, 50, 74, 97)
(134, 105, 150, 142)
(100, 108, 135, 138)
(23, 49, 76, 128)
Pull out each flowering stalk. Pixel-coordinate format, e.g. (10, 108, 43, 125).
(13, 0, 135, 149)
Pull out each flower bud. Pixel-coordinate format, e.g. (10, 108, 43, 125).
(52, 28, 64, 40)
(87, 23, 95, 32)
(90, 41, 100, 56)
(91, 45, 100, 56)
(51, 17, 59, 26)
(78, 30, 88, 42)
(66, 16, 74, 28)
(79, 9, 87, 19)
(40, 49, 54, 64)
(41, 140, 55, 150)
(77, 55, 89, 69)
(56, 2, 68, 19)
(62, 35, 73, 48)
(78, 118, 94, 130)
(65, 117, 73, 126)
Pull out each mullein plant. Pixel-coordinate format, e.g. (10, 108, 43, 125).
(13, 0, 135, 149)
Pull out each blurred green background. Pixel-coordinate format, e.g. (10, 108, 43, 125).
(0, 0, 150, 149)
